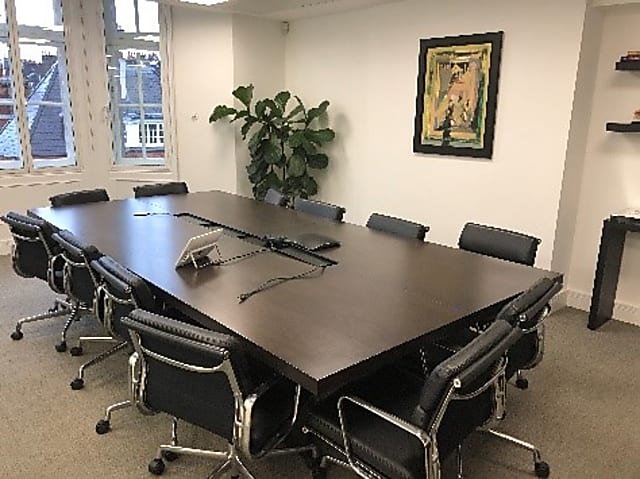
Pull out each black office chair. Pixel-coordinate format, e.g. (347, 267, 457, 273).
(122, 309, 308, 477)
(1, 212, 70, 342)
(51, 230, 103, 356)
(458, 222, 541, 266)
(366, 213, 429, 241)
(421, 276, 561, 478)
(263, 188, 288, 207)
(302, 318, 551, 479)
(133, 181, 189, 198)
(293, 197, 346, 222)
(49, 188, 110, 207)
(86, 255, 160, 432)
(458, 222, 544, 388)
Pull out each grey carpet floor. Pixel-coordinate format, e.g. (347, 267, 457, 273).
(0, 254, 639, 478)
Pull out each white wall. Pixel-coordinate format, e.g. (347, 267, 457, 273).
(171, 7, 236, 194)
(231, 14, 286, 196)
(285, 0, 587, 269)
(565, 4, 640, 324)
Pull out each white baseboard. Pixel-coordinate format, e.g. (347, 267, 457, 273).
(565, 288, 640, 327)
(0, 239, 12, 256)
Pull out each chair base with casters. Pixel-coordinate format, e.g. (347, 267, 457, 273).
(69, 339, 128, 390)
(121, 309, 313, 478)
(10, 297, 69, 341)
(96, 353, 141, 434)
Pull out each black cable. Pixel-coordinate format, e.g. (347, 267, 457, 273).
(238, 265, 327, 303)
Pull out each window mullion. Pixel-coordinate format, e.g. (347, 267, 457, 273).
(5, 0, 32, 172)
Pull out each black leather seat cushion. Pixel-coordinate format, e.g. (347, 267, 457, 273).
(306, 367, 492, 479)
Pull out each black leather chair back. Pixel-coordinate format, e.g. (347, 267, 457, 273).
(52, 230, 102, 306)
(366, 213, 428, 240)
(496, 276, 562, 378)
(49, 188, 110, 207)
(91, 256, 156, 339)
(293, 197, 346, 222)
(496, 277, 562, 329)
(133, 181, 189, 198)
(264, 188, 288, 207)
(1, 212, 58, 281)
(458, 222, 541, 266)
(413, 320, 521, 429)
(122, 310, 263, 442)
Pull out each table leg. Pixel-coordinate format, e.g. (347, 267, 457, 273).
(588, 219, 626, 330)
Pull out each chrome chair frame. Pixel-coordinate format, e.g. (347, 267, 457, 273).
(69, 279, 136, 390)
(127, 328, 310, 478)
(303, 359, 508, 479)
(93, 284, 145, 430)
(57, 248, 102, 352)
(5, 219, 71, 342)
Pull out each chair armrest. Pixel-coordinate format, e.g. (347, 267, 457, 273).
(336, 395, 431, 478)
(519, 305, 551, 334)
(242, 380, 301, 458)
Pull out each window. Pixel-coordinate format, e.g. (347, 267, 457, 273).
(0, 0, 76, 171)
(103, 0, 170, 166)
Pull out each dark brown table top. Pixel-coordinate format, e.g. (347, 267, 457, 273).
(30, 190, 561, 397)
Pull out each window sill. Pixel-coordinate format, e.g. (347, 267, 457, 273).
(0, 170, 83, 188)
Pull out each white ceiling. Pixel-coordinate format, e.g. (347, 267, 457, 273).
(154, 0, 405, 21)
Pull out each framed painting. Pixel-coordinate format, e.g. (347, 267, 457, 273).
(413, 31, 503, 159)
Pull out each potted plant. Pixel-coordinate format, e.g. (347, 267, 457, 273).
(209, 84, 335, 201)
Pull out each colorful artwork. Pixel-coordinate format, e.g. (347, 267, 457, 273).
(413, 32, 503, 159)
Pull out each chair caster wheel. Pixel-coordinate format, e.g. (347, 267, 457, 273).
(95, 419, 110, 435)
(535, 461, 550, 478)
(55, 341, 67, 352)
(70, 346, 83, 356)
(148, 458, 165, 475)
(161, 450, 179, 462)
(10, 330, 23, 340)
(515, 378, 529, 390)
(70, 378, 84, 390)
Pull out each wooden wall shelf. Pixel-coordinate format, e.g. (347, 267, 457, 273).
(606, 122, 640, 132)
(615, 60, 640, 71)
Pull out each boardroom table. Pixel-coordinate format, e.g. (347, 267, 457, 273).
(30, 190, 561, 398)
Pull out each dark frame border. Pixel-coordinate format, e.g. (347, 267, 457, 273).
(413, 31, 504, 159)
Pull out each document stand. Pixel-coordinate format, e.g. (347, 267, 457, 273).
(175, 228, 224, 270)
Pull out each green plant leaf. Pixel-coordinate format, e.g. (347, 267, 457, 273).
(248, 125, 267, 152)
(288, 130, 305, 148)
(247, 161, 268, 183)
(232, 84, 254, 107)
(301, 138, 317, 155)
(307, 153, 328, 169)
(231, 110, 249, 123)
(262, 137, 282, 164)
(255, 99, 267, 119)
(285, 104, 304, 120)
(307, 100, 330, 123)
(306, 128, 335, 145)
(274, 91, 291, 110)
(288, 154, 306, 177)
(302, 175, 318, 196)
(240, 117, 257, 139)
(209, 105, 237, 122)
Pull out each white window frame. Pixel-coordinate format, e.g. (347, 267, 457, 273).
(103, 0, 173, 168)
(0, 0, 77, 173)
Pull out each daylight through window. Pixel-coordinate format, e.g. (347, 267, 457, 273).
(104, 0, 167, 166)
(0, 0, 75, 171)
